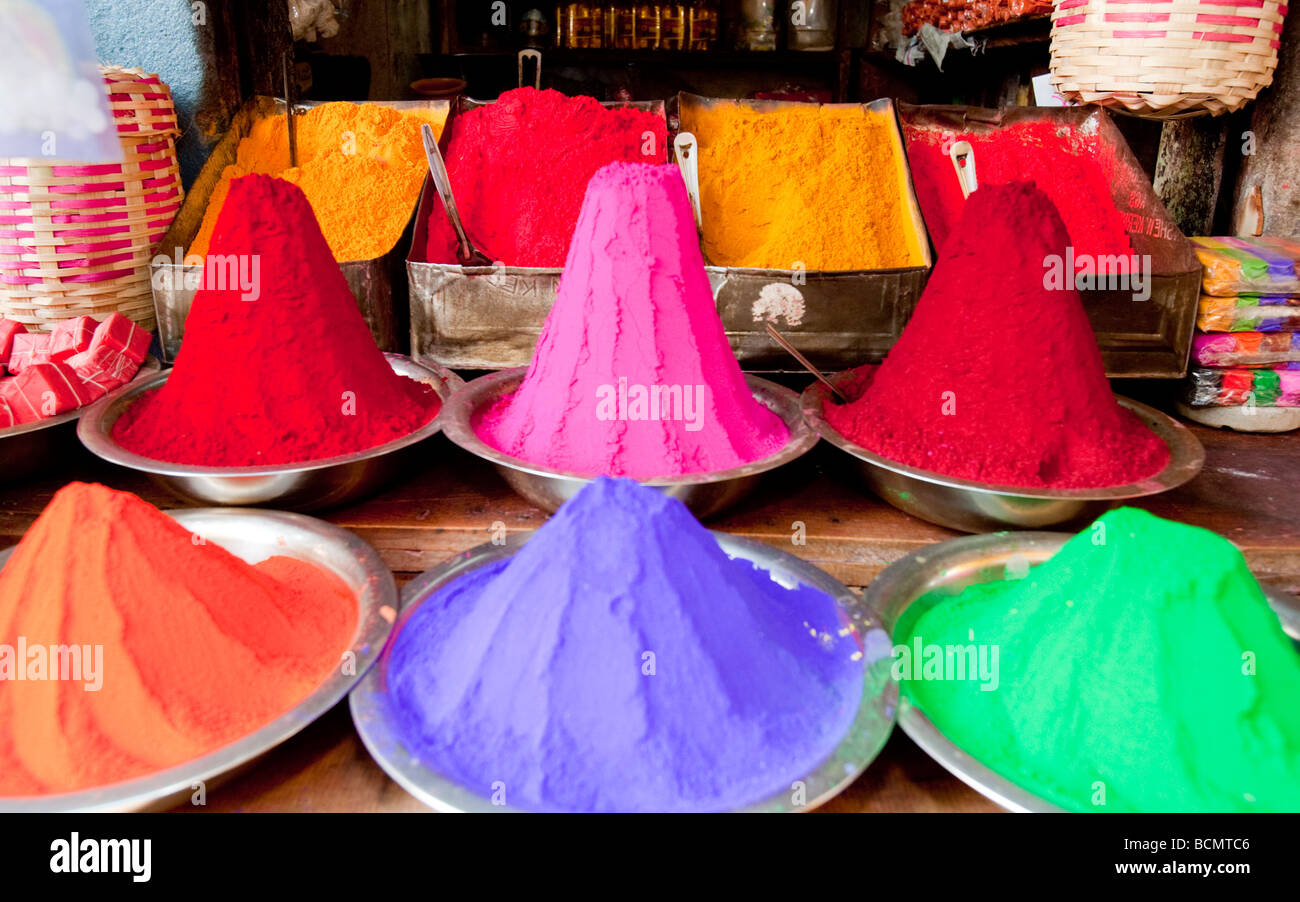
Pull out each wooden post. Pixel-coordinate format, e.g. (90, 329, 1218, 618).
(1230, 8, 1300, 235)
(1153, 118, 1227, 237)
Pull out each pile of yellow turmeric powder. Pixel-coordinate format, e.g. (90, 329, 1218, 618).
(190, 102, 446, 262)
(682, 102, 925, 271)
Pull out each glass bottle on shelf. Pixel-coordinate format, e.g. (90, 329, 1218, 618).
(604, 3, 617, 45)
(737, 0, 776, 50)
(788, 0, 837, 50)
(660, 3, 687, 49)
(688, 1, 719, 49)
(565, 3, 603, 47)
(634, 4, 661, 48)
(606, 3, 636, 48)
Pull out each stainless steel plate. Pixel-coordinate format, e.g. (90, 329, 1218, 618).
(440, 367, 819, 518)
(866, 531, 1300, 813)
(0, 356, 161, 484)
(351, 530, 897, 812)
(76, 354, 462, 511)
(0, 507, 398, 812)
(803, 372, 1205, 532)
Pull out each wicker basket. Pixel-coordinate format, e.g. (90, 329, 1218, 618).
(1050, 0, 1289, 118)
(0, 65, 184, 332)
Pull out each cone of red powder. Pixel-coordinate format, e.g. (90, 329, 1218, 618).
(823, 180, 1168, 489)
(112, 174, 439, 466)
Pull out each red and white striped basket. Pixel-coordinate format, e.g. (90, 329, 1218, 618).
(1050, 0, 1289, 118)
(0, 65, 184, 332)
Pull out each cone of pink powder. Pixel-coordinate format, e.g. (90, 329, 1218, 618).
(445, 162, 811, 500)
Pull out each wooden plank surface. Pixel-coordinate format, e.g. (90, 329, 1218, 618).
(4, 421, 1298, 591)
(0, 419, 1295, 812)
(167, 703, 1000, 813)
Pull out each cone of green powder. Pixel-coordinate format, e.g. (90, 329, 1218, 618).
(899, 507, 1300, 812)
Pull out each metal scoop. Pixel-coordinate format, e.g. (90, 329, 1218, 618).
(673, 132, 703, 230)
(949, 140, 977, 199)
(420, 123, 491, 266)
(283, 52, 299, 167)
(518, 49, 542, 89)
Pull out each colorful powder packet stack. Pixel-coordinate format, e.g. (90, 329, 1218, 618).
(1185, 366, 1300, 408)
(1194, 236, 1300, 297)
(1184, 238, 1300, 418)
(385, 477, 863, 812)
(1192, 332, 1300, 368)
(476, 162, 788, 479)
(1198, 296, 1300, 333)
(898, 507, 1300, 812)
(0, 483, 357, 796)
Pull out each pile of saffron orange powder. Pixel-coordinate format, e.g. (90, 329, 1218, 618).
(189, 102, 445, 262)
(0, 482, 356, 796)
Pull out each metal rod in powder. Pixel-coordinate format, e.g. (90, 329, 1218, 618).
(764, 322, 848, 402)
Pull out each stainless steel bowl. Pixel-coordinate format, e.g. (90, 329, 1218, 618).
(77, 354, 462, 511)
(866, 531, 1300, 813)
(351, 529, 897, 812)
(0, 507, 398, 813)
(0, 356, 161, 484)
(802, 372, 1205, 533)
(440, 367, 819, 518)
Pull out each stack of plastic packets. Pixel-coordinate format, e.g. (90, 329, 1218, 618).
(1181, 237, 1300, 431)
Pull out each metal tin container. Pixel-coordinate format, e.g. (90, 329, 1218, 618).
(802, 371, 1205, 533)
(0, 356, 161, 484)
(351, 529, 897, 812)
(0, 507, 397, 813)
(440, 367, 818, 517)
(681, 93, 934, 371)
(866, 531, 1300, 812)
(407, 95, 668, 370)
(149, 96, 450, 362)
(76, 355, 461, 511)
(897, 104, 1203, 379)
(408, 94, 933, 372)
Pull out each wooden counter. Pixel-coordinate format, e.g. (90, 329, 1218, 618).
(0, 420, 1295, 812)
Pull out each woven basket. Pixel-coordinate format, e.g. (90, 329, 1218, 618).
(0, 65, 184, 332)
(1050, 0, 1289, 118)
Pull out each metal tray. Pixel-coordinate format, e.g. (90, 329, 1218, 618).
(76, 354, 461, 511)
(150, 96, 450, 361)
(440, 368, 818, 518)
(409, 94, 932, 373)
(0, 355, 161, 484)
(802, 371, 1205, 533)
(897, 103, 1202, 379)
(866, 530, 1300, 813)
(351, 529, 897, 812)
(0, 507, 398, 812)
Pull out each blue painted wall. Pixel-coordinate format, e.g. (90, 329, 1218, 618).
(85, 0, 220, 186)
